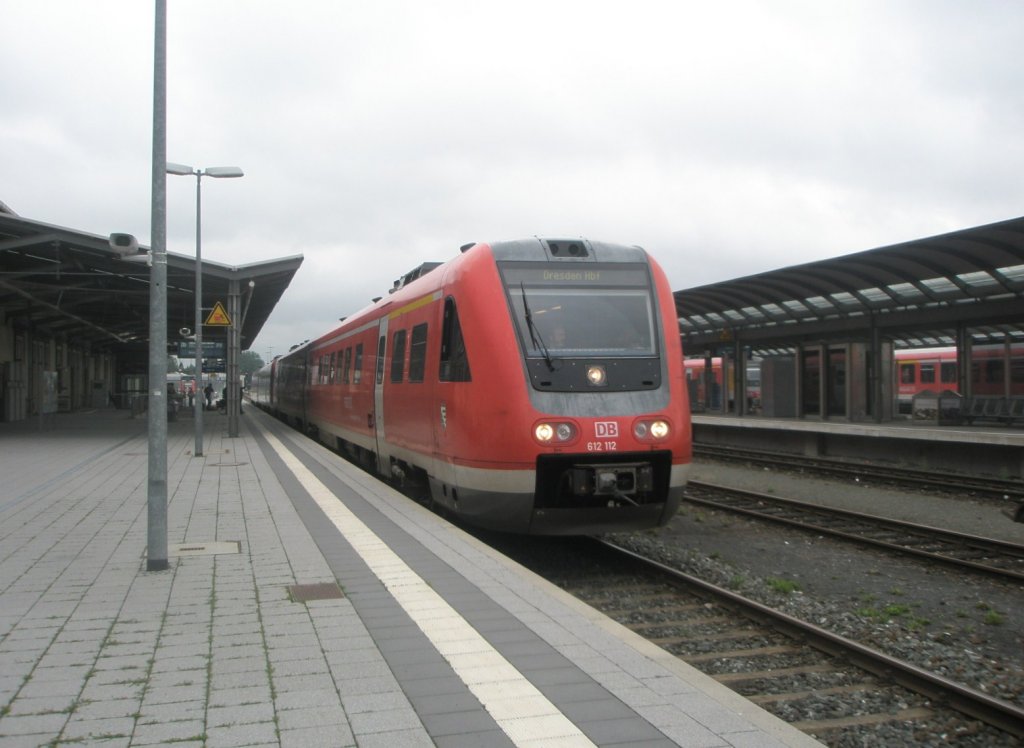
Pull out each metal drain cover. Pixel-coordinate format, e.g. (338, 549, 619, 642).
(169, 541, 241, 557)
(288, 583, 344, 602)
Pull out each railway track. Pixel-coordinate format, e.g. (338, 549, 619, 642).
(494, 535, 1024, 745)
(684, 481, 1024, 583)
(693, 443, 1024, 503)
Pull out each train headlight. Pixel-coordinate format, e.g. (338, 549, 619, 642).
(534, 421, 578, 445)
(633, 418, 671, 442)
(556, 423, 575, 441)
(586, 365, 607, 387)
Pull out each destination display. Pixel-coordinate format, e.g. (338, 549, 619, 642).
(177, 341, 226, 358)
(499, 263, 650, 288)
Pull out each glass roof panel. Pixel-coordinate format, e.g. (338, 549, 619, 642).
(957, 270, 998, 287)
(887, 282, 924, 299)
(920, 276, 959, 294)
(830, 292, 860, 306)
(805, 296, 835, 309)
(997, 264, 1024, 282)
(859, 287, 891, 302)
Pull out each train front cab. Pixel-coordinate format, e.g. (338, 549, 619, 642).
(426, 239, 691, 535)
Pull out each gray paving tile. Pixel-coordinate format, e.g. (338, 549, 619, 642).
(206, 701, 276, 728)
(139, 682, 207, 706)
(60, 715, 137, 742)
(580, 715, 672, 744)
(275, 688, 347, 712)
(406, 690, 483, 717)
(210, 668, 272, 691)
(349, 706, 426, 736)
(268, 656, 331, 678)
(276, 704, 348, 731)
(279, 723, 357, 748)
(204, 720, 278, 748)
(333, 675, 405, 697)
(5, 694, 78, 717)
(209, 643, 266, 661)
(396, 674, 469, 698)
(423, 707, 515, 738)
(0, 712, 70, 737)
(128, 718, 206, 746)
(432, 732, 516, 748)
(136, 699, 205, 724)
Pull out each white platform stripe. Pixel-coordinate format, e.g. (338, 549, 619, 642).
(262, 430, 596, 747)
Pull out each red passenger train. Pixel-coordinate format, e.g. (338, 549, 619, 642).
(252, 238, 692, 535)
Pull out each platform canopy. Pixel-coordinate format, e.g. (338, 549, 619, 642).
(675, 215, 1024, 354)
(0, 209, 302, 356)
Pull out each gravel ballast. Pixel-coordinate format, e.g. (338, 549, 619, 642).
(607, 459, 1024, 743)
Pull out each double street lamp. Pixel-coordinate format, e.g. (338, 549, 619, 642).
(166, 162, 244, 457)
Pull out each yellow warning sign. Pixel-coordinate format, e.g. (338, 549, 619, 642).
(205, 301, 232, 326)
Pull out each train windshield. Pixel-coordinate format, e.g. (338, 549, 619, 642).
(501, 263, 658, 359)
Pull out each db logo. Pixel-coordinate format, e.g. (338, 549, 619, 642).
(595, 421, 618, 438)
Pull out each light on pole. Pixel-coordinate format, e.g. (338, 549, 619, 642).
(167, 162, 243, 457)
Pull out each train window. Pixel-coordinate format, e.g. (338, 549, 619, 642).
(375, 336, 386, 385)
(501, 264, 657, 359)
(354, 343, 363, 384)
(391, 330, 407, 383)
(440, 298, 471, 382)
(941, 362, 957, 384)
(986, 359, 1003, 384)
(342, 347, 352, 384)
(1013, 358, 1024, 385)
(920, 363, 935, 384)
(408, 323, 428, 383)
(899, 363, 915, 384)
(329, 352, 337, 383)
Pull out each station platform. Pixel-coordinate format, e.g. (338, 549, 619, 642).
(692, 414, 1024, 477)
(0, 406, 820, 748)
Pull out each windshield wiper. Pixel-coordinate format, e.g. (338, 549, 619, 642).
(520, 283, 554, 371)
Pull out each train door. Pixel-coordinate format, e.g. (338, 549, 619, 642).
(372, 318, 393, 475)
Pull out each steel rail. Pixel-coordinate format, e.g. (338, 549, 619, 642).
(596, 537, 1024, 740)
(685, 480, 1024, 583)
(693, 443, 1024, 500)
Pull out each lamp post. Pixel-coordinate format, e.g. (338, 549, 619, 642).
(167, 162, 243, 457)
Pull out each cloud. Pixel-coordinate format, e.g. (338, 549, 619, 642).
(3, 1, 1023, 359)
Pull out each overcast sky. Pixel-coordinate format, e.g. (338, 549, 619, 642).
(4, 1, 1023, 361)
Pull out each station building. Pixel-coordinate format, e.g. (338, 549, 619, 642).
(676, 215, 1024, 426)
(0, 203, 301, 423)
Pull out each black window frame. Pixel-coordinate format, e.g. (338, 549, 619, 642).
(390, 329, 407, 383)
(439, 297, 471, 382)
(408, 323, 428, 383)
(342, 347, 352, 384)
